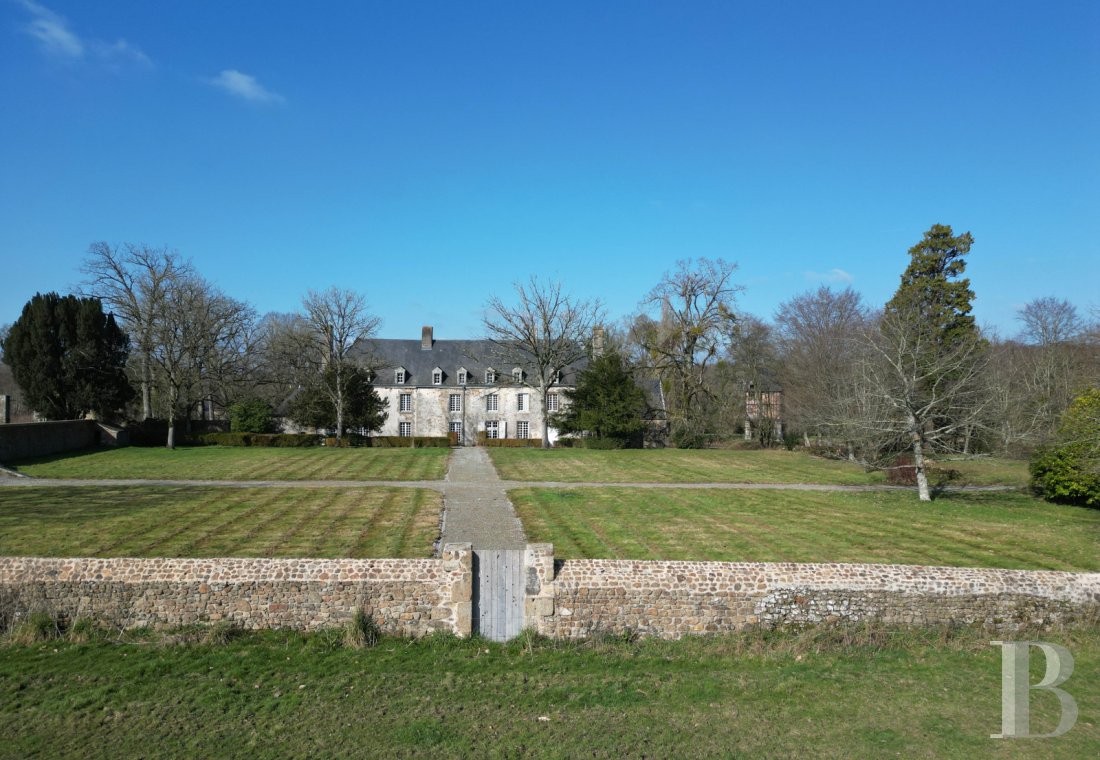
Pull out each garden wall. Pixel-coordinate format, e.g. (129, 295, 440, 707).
(522, 545, 1100, 639)
(2, 543, 1097, 639)
(0, 546, 473, 636)
(0, 420, 128, 464)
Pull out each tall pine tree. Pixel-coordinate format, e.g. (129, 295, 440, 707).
(553, 351, 648, 446)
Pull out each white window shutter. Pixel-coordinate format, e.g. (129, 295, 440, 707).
(501, 421, 507, 439)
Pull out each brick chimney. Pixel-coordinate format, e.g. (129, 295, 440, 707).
(421, 326, 434, 350)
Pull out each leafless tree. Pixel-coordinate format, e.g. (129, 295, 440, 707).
(483, 278, 602, 448)
(146, 277, 255, 448)
(296, 287, 381, 438)
(1017, 297, 1084, 346)
(80, 242, 193, 419)
(725, 315, 780, 445)
(855, 308, 990, 501)
(636, 258, 741, 444)
(774, 286, 871, 456)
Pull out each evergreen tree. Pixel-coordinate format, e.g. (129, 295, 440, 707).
(1, 292, 133, 420)
(287, 364, 388, 435)
(554, 351, 648, 446)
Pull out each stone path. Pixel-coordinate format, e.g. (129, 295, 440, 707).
(438, 447, 526, 550)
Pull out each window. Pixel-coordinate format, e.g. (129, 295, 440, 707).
(432, 370, 442, 385)
(398, 422, 412, 437)
(458, 369, 468, 385)
(517, 393, 528, 412)
(449, 421, 462, 439)
(485, 420, 499, 439)
(399, 393, 412, 412)
(395, 368, 406, 384)
(512, 368, 523, 383)
(516, 421, 529, 439)
(449, 393, 461, 412)
(547, 393, 559, 412)
(486, 393, 499, 412)
(485, 368, 496, 384)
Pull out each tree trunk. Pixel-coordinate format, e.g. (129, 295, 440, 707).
(541, 388, 551, 449)
(166, 387, 177, 450)
(141, 351, 152, 420)
(909, 416, 931, 502)
(335, 374, 344, 439)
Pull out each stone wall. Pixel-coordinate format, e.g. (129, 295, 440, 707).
(3, 543, 1097, 638)
(524, 546, 1100, 639)
(0, 545, 474, 636)
(0, 420, 128, 464)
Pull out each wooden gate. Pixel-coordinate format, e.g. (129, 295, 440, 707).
(472, 549, 524, 642)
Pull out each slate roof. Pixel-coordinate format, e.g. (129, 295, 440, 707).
(353, 337, 587, 388)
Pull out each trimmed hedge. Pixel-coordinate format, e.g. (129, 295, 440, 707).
(556, 436, 636, 449)
(368, 436, 452, 448)
(195, 432, 320, 447)
(476, 433, 544, 448)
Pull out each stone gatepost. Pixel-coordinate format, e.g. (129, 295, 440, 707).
(524, 543, 556, 634)
(441, 543, 473, 637)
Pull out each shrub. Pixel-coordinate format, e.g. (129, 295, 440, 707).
(7, 611, 60, 644)
(1030, 387, 1100, 508)
(228, 398, 275, 433)
(370, 436, 451, 448)
(476, 433, 544, 448)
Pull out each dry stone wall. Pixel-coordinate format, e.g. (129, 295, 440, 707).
(2, 543, 1097, 639)
(0, 546, 473, 637)
(531, 552, 1100, 639)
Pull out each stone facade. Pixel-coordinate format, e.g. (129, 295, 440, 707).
(0, 546, 474, 636)
(365, 327, 576, 445)
(531, 552, 1100, 639)
(3, 544, 1096, 639)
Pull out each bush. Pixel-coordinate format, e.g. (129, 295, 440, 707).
(228, 399, 275, 433)
(343, 609, 381, 649)
(369, 436, 451, 448)
(1030, 387, 1100, 508)
(193, 432, 318, 447)
(476, 433, 544, 448)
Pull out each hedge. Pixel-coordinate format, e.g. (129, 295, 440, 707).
(195, 432, 319, 447)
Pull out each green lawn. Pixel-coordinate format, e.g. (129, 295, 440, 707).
(0, 625, 1096, 758)
(510, 487, 1100, 571)
(492, 448, 1029, 486)
(9, 445, 450, 481)
(491, 448, 889, 484)
(0, 487, 441, 558)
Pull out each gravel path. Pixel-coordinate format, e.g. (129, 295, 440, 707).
(438, 448, 526, 550)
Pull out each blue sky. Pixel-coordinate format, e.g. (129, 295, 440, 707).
(2, 0, 1098, 339)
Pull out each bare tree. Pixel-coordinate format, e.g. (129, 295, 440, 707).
(1018, 297, 1084, 346)
(636, 258, 741, 445)
(80, 242, 193, 419)
(856, 309, 990, 501)
(483, 278, 602, 448)
(726, 315, 780, 445)
(774, 286, 871, 456)
(146, 277, 254, 448)
(297, 287, 381, 438)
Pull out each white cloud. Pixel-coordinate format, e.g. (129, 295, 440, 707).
(16, 0, 151, 68)
(209, 69, 285, 105)
(18, 0, 82, 58)
(803, 268, 854, 284)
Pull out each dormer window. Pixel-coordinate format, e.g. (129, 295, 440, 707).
(512, 367, 524, 383)
(432, 368, 443, 385)
(395, 368, 406, 384)
(485, 368, 496, 384)
(457, 368, 468, 385)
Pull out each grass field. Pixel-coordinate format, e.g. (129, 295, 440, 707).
(492, 448, 1031, 486)
(510, 487, 1100, 571)
(9, 446, 450, 481)
(0, 624, 1096, 758)
(0, 487, 441, 558)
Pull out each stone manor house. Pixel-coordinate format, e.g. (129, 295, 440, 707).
(360, 326, 582, 445)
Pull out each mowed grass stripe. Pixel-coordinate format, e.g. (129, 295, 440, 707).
(10, 446, 450, 481)
(0, 487, 442, 559)
(509, 487, 1100, 570)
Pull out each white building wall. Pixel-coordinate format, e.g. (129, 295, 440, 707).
(373, 384, 565, 444)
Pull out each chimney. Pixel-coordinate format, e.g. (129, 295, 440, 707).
(421, 326, 434, 350)
(592, 326, 606, 357)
